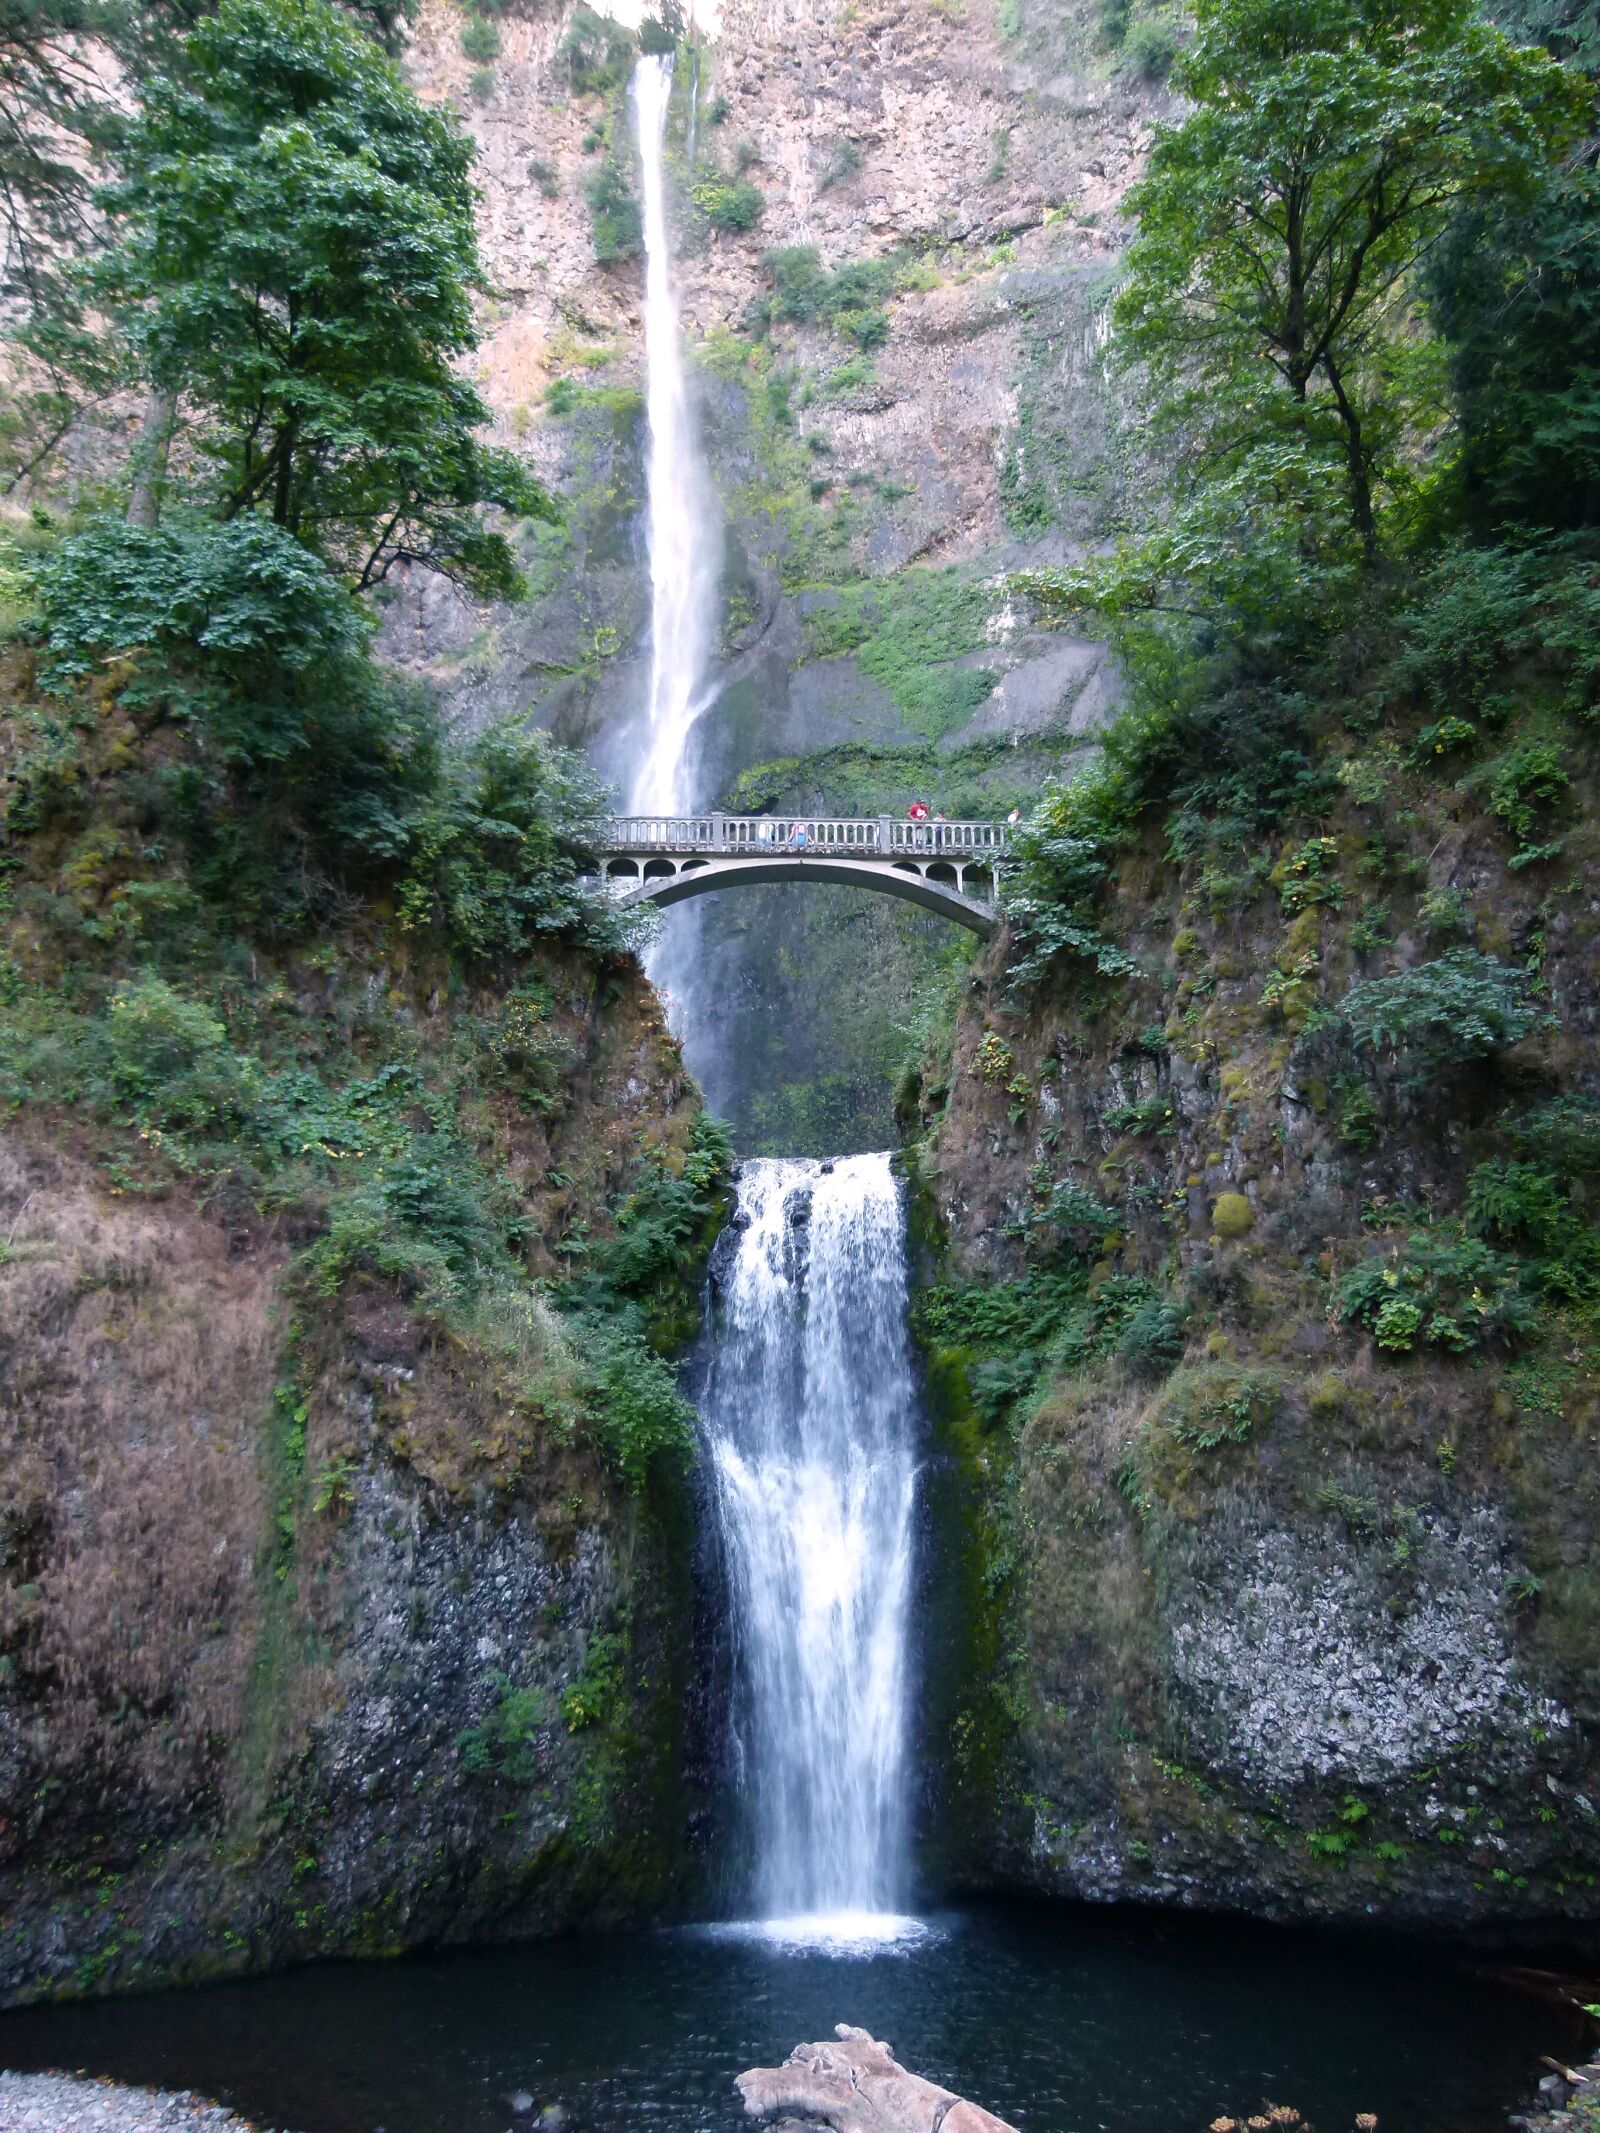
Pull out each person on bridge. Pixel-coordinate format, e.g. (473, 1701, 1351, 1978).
(789, 822, 809, 849)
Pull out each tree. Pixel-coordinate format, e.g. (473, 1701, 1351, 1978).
(1116, 0, 1585, 562)
(1428, 11, 1600, 536)
(94, 0, 552, 593)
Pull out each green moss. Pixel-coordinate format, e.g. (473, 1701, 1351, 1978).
(1210, 1190, 1253, 1238)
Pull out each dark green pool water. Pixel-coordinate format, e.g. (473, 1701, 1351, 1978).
(0, 1902, 1582, 2133)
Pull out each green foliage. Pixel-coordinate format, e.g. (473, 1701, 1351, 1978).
(1339, 951, 1546, 1065)
(693, 176, 764, 232)
(1163, 1367, 1279, 1449)
(458, 1675, 549, 1780)
(38, 515, 367, 692)
(105, 973, 253, 1133)
(1389, 538, 1600, 726)
(585, 159, 643, 265)
(561, 1630, 626, 1732)
(1429, 140, 1600, 533)
(394, 724, 627, 964)
(1514, 1096, 1600, 1176)
(756, 244, 895, 347)
(1337, 1230, 1534, 1352)
(558, 3, 634, 93)
(94, 0, 552, 593)
(1120, 12, 1178, 79)
(796, 569, 996, 733)
(1117, 1294, 1188, 1378)
(1466, 1160, 1600, 1299)
(917, 1265, 1186, 1409)
(1114, 0, 1584, 561)
(575, 1113, 733, 1317)
(817, 139, 860, 192)
(1463, 737, 1571, 866)
(459, 12, 498, 59)
(1003, 757, 1141, 985)
(31, 515, 452, 928)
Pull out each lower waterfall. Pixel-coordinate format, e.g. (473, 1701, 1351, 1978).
(697, 1153, 920, 1938)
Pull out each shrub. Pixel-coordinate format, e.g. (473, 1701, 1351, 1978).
(1465, 738, 1571, 867)
(1390, 539, 1600, 728)
(581, 1324, 696, 1487)
(38, 516, 367, 698)
(106, 975, 254, 1133)
(458, 1675, 549, 1781)
(1337, 1232, 1534, 1354)
(818, 139, 861, 192)
(468, 64, 496, 101)
(528, 156, 559, 199)
(1003, 759, 1140, 984)
(460, 13, 499, 60)
(1121, 12, 1178, 78)
(1339, 951, 1546, 1066)
(395, 722, 631, 962)
(758, 245, 895, 341)
(585, 160, 642, 264)
(1467, 1159, 1600, 1299)
(694, 177, 764, 232)
(559, 3, 634, 92)
(1117, 1296, 1188, 1378)
(1514, 1096, 1600, 1176)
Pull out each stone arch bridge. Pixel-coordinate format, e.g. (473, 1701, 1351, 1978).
(593, 815, 1013, 937)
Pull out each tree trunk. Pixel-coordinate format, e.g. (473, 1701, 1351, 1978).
(1322, 352, 1378, 565)
(735, 2026, 1019, 2133)
(126, 386, 176, 530)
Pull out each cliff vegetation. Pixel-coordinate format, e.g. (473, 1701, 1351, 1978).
(911, 0, 1600, 1929)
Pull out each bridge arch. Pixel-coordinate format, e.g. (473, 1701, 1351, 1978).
(593, 815, 1013, 940)
(602, 852, 1000, 936)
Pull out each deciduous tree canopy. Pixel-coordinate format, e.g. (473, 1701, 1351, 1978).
(95, 0, 552, 593)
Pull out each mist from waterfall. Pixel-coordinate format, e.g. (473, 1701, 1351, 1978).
(628, 51, 721, 819)
(697, 1155, 920, 1941)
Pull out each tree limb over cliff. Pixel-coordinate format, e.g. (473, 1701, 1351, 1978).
(735, 2025, 1018, 2133)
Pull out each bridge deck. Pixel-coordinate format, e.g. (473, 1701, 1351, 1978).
(599, 813, 1012, 859)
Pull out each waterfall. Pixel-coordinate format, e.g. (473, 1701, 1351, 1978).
(624, 57, 920, 1944)
(628, 52, 721, 817)
(698, 1155, 921, 1939)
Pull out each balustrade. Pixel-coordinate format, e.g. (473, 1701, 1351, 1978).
(600, 814, 1011, 859)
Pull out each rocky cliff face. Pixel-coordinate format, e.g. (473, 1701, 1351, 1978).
(911, 726, 1600, 1930)
(0, 965, 710, 2006)
(376, 0, 1158, 1145)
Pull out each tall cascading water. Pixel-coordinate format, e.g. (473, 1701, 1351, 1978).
(624, 57, 921, 1939)
(697, 1155, 920, 1935)
(628, 51, 721, 820)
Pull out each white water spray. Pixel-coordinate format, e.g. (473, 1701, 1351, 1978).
(699, 1155, 920, 1938)
(628, 53, 721, 817)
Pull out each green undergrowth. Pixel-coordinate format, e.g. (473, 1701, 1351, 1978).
(0, 516, 729, 1497)
(796, 570, 997, 739)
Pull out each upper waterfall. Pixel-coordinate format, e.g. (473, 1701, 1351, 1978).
(628, 52, 722, 817)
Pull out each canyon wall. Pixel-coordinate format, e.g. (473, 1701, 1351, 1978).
(378, 0, 1160, 1146)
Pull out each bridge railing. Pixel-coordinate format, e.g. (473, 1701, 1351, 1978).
(601, 814, 1012, 858)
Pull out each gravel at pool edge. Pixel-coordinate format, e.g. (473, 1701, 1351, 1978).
(0, 2070, 287, 2132)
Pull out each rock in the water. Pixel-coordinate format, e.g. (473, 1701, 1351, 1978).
(735, 2025, 1018, 2133)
